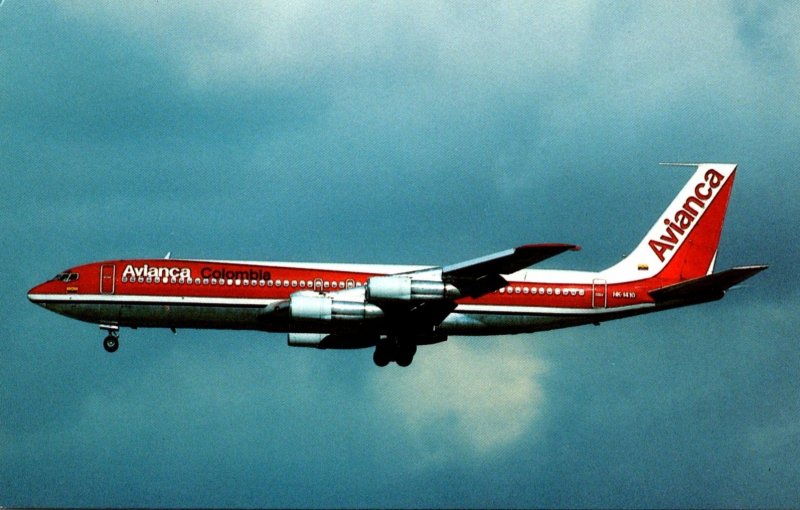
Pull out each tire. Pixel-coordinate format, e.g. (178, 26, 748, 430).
(103, 335, 119, 353)
(395, 344, 416, 367)
(373, 348, 391, 367)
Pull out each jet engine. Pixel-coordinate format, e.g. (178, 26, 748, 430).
(287, 333, 377, 349)
(366, 275, 460, 303)
(290, 293, 383, 322)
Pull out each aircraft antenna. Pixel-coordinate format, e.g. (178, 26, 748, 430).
(658, 162, 702, 167)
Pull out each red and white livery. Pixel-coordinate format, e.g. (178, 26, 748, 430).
(28, 163, 766, 366)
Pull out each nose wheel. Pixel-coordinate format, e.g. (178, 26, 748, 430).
(103, 334, 119, 353)
(100, 324, 120, 353)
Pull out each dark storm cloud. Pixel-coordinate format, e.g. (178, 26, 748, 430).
(2, 1, 798, 508)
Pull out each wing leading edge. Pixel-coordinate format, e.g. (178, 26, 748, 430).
(442, 243, 581, 297)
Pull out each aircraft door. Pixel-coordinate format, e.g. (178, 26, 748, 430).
(313, 278, 324, 292)
(100, 264, 116, 294)
(592, 278, 607, 308)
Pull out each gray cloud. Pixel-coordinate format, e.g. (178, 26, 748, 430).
(2, 1, 798, 507)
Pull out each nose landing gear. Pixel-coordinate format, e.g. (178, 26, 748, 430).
(100, 324, 120, 353)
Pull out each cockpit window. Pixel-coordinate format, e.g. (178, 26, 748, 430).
(52, 272, 79, 282)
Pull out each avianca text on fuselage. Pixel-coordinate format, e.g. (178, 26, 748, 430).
(648, 168, 724, 262)
(121, 264, 272, 282)
(122, 264, 192, 281)
(27, 163, 766, 368)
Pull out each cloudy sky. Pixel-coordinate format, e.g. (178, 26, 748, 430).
(2, 1, 798, 507)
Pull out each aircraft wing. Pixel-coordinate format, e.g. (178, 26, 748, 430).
(442, 243, 580, 297)
(649, 265, 768, 304)
(259, 243, 581, 326)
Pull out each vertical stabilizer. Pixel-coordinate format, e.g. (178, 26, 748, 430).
(601, 164, 736, 283)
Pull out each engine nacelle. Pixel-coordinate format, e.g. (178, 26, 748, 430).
(288, 333, 329, 347)
(290, 293, 384, 322)
(366, 276, 460, 303)
(287, 333, 377, 349)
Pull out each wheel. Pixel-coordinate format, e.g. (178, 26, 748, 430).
(103, 335, 119, 353)
(373, 347, 391, 367)
(395, 344, 417, 367)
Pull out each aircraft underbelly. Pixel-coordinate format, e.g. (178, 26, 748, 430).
(51, 301, 266, 330)
(438, 312, 595, 335)
(49, 298, 653, 338)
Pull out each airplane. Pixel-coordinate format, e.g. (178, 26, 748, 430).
(27, 163, 766, 367)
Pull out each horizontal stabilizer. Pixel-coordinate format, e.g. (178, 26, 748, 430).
(649, 265, 767, 303)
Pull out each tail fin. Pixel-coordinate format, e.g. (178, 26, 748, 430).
(601, 163, 737, 283)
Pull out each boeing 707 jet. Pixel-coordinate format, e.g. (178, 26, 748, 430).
(28, 163, 766, 366)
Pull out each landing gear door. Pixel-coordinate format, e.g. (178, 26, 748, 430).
(592, 278, 607, 308)
(100, 264, 115, 295)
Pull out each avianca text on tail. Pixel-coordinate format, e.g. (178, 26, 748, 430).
(28, 163, 766, 367)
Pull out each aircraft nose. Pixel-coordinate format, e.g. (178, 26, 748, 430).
(27, 281, 52, 305)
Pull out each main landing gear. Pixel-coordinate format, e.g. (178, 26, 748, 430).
(100, 324, 119, 353)
(373, 338, 417, 367)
